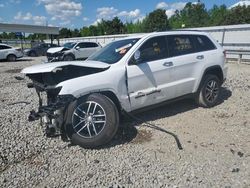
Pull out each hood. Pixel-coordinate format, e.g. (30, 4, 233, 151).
(47, 47, 67, 53)
(24, 48, 31, 52)
(21, 60, 110, 74)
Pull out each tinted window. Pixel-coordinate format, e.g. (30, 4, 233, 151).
(77, 42, 98, 48)
(0, 45, 12, 50)
(138, 36, 168, 63)
(85, 42, 98, 48)
(77, 43, 87, 48)
(167, 35, 195, 57)
(193, 35, 216, 52)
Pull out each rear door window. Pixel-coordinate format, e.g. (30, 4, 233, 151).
(85, 42, 98, 48)
(167, 35, 195, 57)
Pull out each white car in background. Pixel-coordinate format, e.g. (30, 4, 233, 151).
(0, 44, 23, 61)
(46, 41, 101, 62)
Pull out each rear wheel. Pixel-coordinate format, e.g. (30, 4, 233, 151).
(196, 74, 221, 108)
(66, 94, 119, 148)
(7, 54, 17, 62)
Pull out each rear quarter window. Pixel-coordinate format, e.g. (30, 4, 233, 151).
(192, 35, 216, 52)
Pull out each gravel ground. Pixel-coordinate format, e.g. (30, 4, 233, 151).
(0, 57, 250, 187)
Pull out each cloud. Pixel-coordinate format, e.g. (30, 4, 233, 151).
(156, 2, 186, 18)
(83, 17, 89, 21)
(0, 17, 3, 21)
(117, 9, 140, 18)
(92, 7, 144, 25)
(14, 11, 47, 25)
(96, 7, 118, 20)
(156, 2, 168, 9)
(14, 12, 32, 20)
(37, 0, 82, 25)
(91, 18, 102, 26)
(33, 15, 47, 25)
(0, 3, 4, 7)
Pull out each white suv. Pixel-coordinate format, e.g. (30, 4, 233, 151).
(0, 44, 23, 61)
(46, 41, 101, 62)
(21, 31, 227, 148)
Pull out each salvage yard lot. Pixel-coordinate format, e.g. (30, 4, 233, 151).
(0, 57, 250, 187)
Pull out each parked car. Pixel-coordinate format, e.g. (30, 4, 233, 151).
(24, 43, 59, 57)
(0, 44, 23, 61)
(46, 41, 101, 62)
(21, 31, 228, 148)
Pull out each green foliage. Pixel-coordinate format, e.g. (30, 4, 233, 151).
(169, 2, 209, 28)
(144, 9, 170, 32)
(225, 5, 250, 25)
(208, 5, 228, 26)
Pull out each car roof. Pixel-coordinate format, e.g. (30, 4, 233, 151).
(119, 30, 208, 41)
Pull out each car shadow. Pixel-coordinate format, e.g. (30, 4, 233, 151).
(16, 58, 33, 62)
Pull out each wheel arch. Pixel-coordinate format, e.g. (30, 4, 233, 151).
(7, 53, 17, 58)
(63, 52, 75, 60)
(203, 65, 224, 83)
(6, 53, 17, 61)
(197, 65, 224, 92)
(99, 90, 122, 114)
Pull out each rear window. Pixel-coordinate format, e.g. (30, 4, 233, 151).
(192, 35, 216, 52)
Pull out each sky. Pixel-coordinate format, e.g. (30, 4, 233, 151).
(0, 0, 244, 29)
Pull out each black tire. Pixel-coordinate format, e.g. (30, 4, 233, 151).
(65, 93, 119, 148)
(7, 54, 17, 62)
(29, 51, 37, 57)
(196, 74, 221, 108)
(63, 54, 74, 61)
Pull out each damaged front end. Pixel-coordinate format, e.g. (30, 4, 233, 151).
(27, 76, 75, 139)
(21, 61, 110, 139)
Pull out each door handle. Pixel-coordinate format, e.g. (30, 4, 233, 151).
(163, 62, 173, 67)
(196, 55, 204, 60)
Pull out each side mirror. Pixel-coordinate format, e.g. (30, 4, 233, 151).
(129, 50, 141, 65)
(75, 46, 80, 50)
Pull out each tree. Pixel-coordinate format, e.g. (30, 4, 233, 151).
(209, 5, 228, 26)
(144, 9, 170, 32)
(80, 27, 91, 36)
(59, 28, 72, 38)
(88, 25, 98, 36)
(71, 29, 81, 37)
(225, 5, 250, 25)
(169, 2, 210, 28)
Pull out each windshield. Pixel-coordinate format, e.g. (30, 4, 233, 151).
(88, 38, 140, 64)
(63, 42, 76, 49)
